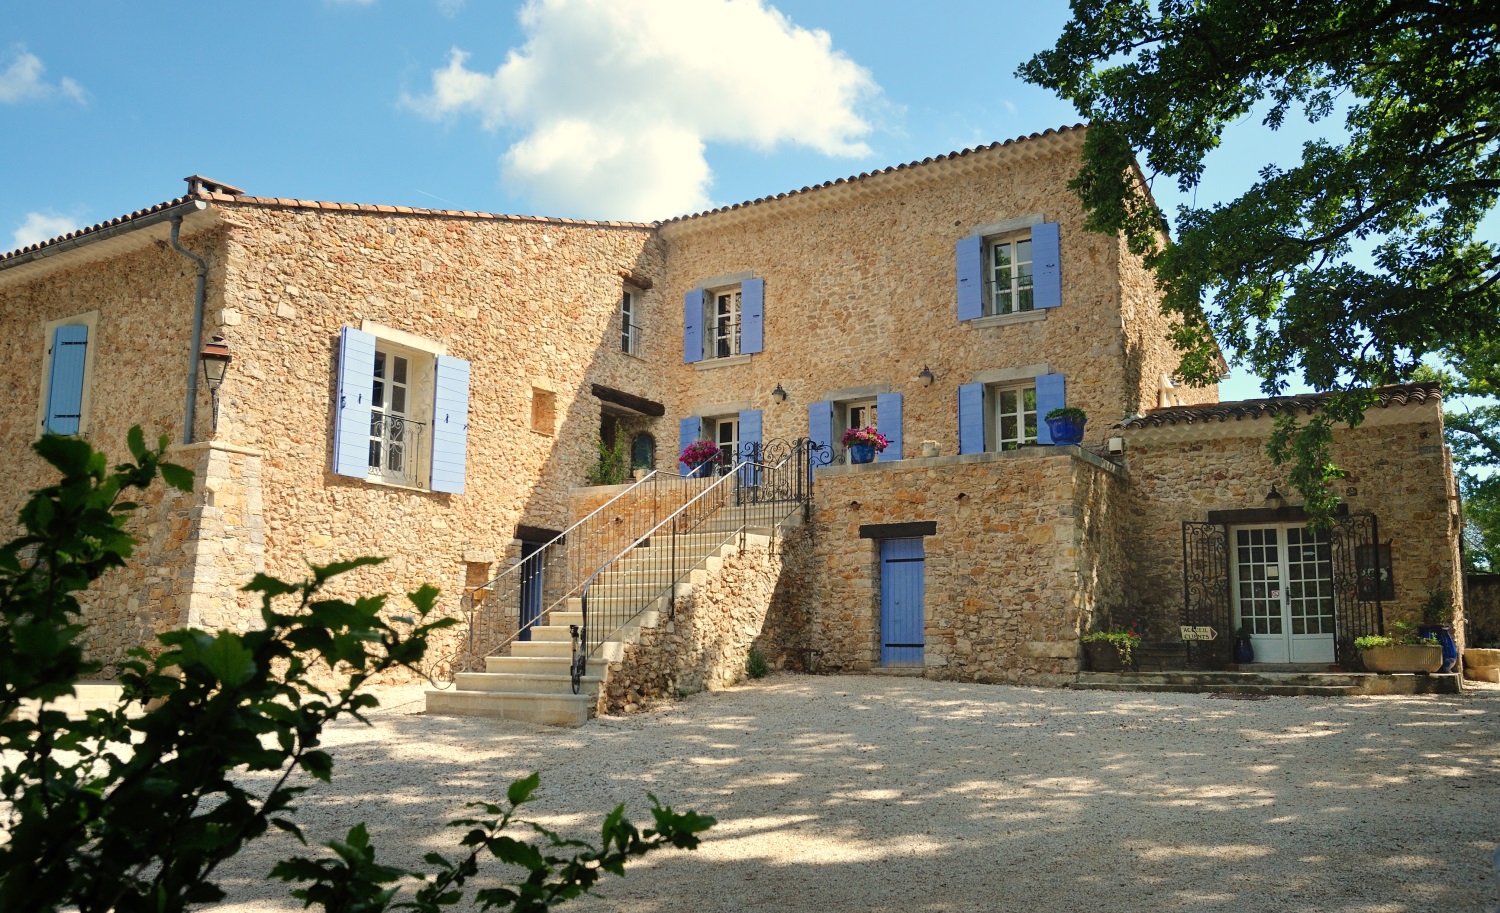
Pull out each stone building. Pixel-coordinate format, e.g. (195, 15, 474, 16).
(0, 124, 1466, 718)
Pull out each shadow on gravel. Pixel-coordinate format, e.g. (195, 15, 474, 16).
(213, 676, 1500, 913)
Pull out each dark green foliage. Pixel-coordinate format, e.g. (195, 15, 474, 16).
(746, 647, 769, 679)
(1022, 0, 1500, 514)
(0, 430, 712, 913)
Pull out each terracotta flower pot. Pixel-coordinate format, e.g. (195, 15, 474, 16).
(1359, 644, 1443, 673)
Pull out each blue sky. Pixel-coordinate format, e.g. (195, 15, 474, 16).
(2, 0, 1335, 400)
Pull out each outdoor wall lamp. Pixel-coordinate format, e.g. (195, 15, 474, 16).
(200, 335, 231, 430)
(772, 383, 788, 404)
(918, 365, 935, 386)
(1264, 485, 1286, 511)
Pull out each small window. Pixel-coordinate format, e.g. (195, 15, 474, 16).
(707, 286, 741, 359)
(986, 234, 1034, 317)
(990, 384, 1037, 451)
(531, 387, 557, 435)
(621, 288, 640, 356)
(368, 347, 423, 485)
(37, 311, 99, 437)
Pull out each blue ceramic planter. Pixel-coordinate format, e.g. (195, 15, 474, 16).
(1045, 415, 1086, 446)
(849, 443, 876, 464)
(687, 460, 714, 478)
(1418, 624, 1459, 673)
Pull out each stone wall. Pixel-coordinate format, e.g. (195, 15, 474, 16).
(801, 448, 1128, 685)
(656, 128, 1215, 458)
(598, 528, 808, 713)
(1122, 403, 1465, 651)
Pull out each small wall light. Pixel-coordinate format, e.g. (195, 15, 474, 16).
(1264, 485, 1285, 511)
(200, 335, 231, 430)
(772, 383, 788, 404)
(917, 365, 935, 387)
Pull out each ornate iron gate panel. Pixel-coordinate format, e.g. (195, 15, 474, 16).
(1182, 522, 1231, 668)
(1327, 512, 1382, 666)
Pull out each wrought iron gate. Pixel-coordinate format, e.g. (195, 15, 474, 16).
(1181, 513, 1383, 668)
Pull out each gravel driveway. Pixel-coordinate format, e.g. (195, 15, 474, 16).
(214, 675, 1500, 913)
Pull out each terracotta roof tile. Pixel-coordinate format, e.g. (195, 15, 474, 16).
(1119, 382, 1443, 429)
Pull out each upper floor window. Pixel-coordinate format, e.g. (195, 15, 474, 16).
(369, 348, 418, 485)
(683, 277, 764, 364)
(38, 311, 99, 437)
(708, 286, 741, 359)
(621, 288, 640, 356)
(987, 236, 1034, 316)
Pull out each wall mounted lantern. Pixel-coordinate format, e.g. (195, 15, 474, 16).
(917, 365, 935, 387)
(1264, 485, 1286, 511)
(200, 335, 231, 430)
(772, 383, 788, 404)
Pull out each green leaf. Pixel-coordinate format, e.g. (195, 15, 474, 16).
(506, 771, 540, 807)
(159, 461, 195, 492)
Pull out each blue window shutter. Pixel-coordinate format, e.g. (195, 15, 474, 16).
(740, 278, 764, 354)
(808, 400, 833, 481)
(738, 408, 763, 485)
(1033, 221, 1062, 309)
(44, 324, 89, 435)
(956, 235, 983, 321)
(876, 392, 902, 461)
(679, 416, 700, 473)
(333, 327, 377, 477)
(429, 355, 470, 493)
(958, 383, 985, 454)
(683, 289, 704, 363)
(1035, 372, 1066, 445)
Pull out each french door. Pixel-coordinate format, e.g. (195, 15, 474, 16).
(1230, 525, 1337, 664)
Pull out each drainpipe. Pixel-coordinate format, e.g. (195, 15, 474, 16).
(170, 215, 208, 445)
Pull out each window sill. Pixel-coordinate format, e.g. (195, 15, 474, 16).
(363, 474, 431, 493)
(968, 309, 1048, 329)
(694, 354, 752, 371)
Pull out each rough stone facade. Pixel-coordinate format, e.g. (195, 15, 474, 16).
(0, 124, 1466, 696)
(1463, 574, 1500, 648)
(1122, 400, 1466, 655)
(800, 448, 1126, 685)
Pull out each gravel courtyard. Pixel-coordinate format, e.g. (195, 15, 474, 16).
(215, 675, 1500, 913)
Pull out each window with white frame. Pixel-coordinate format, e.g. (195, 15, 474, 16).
(839, 399, 878, 462)
(986, 234, 1034, 317)
(367, 344, 430, 486)
(707, 286, 741, 359)
(621, 288, 641, 356)
(990, 384, 1037, 451)
(711, 415, 739, 469)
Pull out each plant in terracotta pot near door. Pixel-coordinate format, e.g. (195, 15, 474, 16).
(841, 426, 889, 465)
(1081, 628, 1140, 672)
(1044, 406, 1087, 446)
(1355, 622, 1443, 673)
(679, 439, 721, 478)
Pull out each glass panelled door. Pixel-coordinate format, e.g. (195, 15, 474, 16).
(1231, 525, 1337, 663)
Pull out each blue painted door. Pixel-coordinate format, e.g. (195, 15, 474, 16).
(880, 538, 925, 666)
(518, 541, 544, 641)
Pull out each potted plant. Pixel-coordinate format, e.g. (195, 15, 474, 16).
(841, 426, 889, 465)
(1233, 620, 1255, 664)
(1355, 622, 1443, 673)
(920, 439, 940, 458)
(1044, 406, 1087, 446)
(1417, 589, 1459, 673)
(679, 439, 721, 478)
(1081, 627, 1140, 672)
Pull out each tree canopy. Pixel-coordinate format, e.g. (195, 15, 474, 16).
(1021, 0, 1500, 516)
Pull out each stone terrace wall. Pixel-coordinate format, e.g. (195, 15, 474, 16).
(657, 128, 1217, 457)
(1124, 405, 1465, 650)
(802, 449, 1128, 685)
(599, 528, 808, 713)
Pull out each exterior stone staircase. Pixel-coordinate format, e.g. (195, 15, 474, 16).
(425, 517, 771, 727)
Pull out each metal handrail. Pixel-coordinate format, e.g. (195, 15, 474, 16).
(568, 439, 819, 692)
(424, 467, 698, 684)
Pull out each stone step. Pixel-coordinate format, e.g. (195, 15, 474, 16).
(485, 654, 572, 675)
(425, 689, 594, 728)
(1072, 680, 1356, 697)
(1072, 671, 1463, 696)
(454, 671, 604, 695)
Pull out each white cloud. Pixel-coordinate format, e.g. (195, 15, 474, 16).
(12, 212, 80, 249)
(0, 46, 86, 105)
(404, 0, 879, 220)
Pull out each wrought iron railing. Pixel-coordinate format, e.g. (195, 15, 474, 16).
(569, 438, 823, 692)
(424, 466, 719, 684)
(370, 416, 425, 487)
